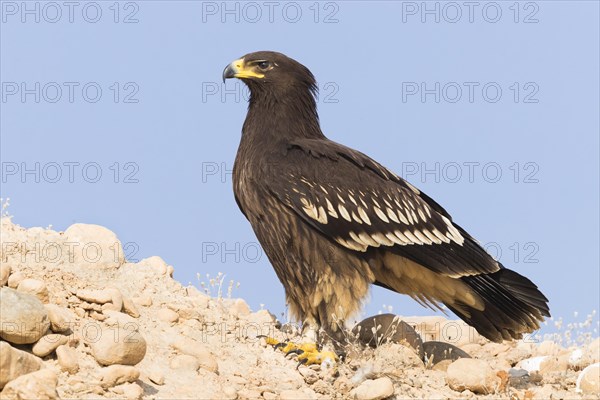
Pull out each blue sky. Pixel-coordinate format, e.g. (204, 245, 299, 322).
(1, 1, 598, 338)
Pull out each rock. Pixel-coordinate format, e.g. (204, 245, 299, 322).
(0, 287, 50, 344)
(539, 355, 568, 374)
(0, 341, 44, 389)
(138, 256, 169, 275)
(64, 223, 124, 269)
(518, 356, 548, 372)
(446, 358, 500, 394)
(576, 362, 600, 394)
(157, 308, 179, 323)
(45, 304, 75, 333)
(17, 278, 49, 303)
(32, 333, 69, 357)
(90, 328, 146, 365)
(112, 382, 144, 400)
(350, 377, 394, 400)
(133, 294, 153, 307)
(507, 368, 530, 388)
(170, 354, 200, 371)
(7, 271, 25, 288)
(103, 310, 139, 327)
(373, 342, 424, 373)
(148, 370, 165, 385)
(77, 288, 122, 312)
(170, 337, 219, 373)
(0, 263, 10, 286)
(100, 365, 140, 388)
(352, 314, 424, 358)
(423, 341, 471, 366)
(56, 344, 79, 374)
(0, 368, 58, 400)
(122, 297, 140, 318)
(231, 298, 251, 317)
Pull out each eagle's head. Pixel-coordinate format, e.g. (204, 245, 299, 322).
(222, 51, 317, 99)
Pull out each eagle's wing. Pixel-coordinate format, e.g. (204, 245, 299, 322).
(270, 138, 500, 279)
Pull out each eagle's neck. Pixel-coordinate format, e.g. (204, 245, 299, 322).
(242, 87, 325, 145)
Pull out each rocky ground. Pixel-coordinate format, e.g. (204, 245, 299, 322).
(0, 215, 598, 400)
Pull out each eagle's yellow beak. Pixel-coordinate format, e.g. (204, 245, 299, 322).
(222, 58, 265, 82)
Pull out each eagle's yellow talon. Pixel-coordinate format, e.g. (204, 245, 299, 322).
(263, 338, 338, 366)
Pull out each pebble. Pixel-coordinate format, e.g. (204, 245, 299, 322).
(90, 328, 146, 365)
(0, 368, 58, 399)
(518, 356, 547, 372)
(44, 304, 75, 333)
(122, 297, 140, 317)
(32, 333, 69, 357)
(0, 341, 44, 389)
(7, 271, 25, 288)
(100, 365, 140, 388)
(0, 263, 10, 286)
(64, 223, 124, 268)
(56, 344, 79, 374)
(350, 377, 394, 400)
(373, 342, 424, 373)
(112, 382, 144, 400)
(231, 298, 251, 317)
(148, 370, 165, 385)
(170, 336, 219, 373)
(170, 354, 200, 371)
(0, 287, 50, 344)
(17, 278, 50, 303)
(133, 294, 153, 307)
(138, 256, 168, 274)
(576, 362, 600, 395)
(157, 308, 179, 323)
(446, 358, 500, 394)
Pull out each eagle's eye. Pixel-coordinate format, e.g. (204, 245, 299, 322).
(256, 61, 271, 71)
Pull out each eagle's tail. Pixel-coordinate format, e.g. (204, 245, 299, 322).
(445, 267, 550, 342)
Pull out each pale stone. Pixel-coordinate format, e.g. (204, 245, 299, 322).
(56, 344, 79, 374)
(170, 336, 219, 373)
(0, 263, 10, 286)
(446, 358, 500, 394)
(7, 271, 25, 288)
(17, 278, 49, 303)
(32, 333, 69, 357)
(350, 377, 395, 400)
(0, 341, 44, 389)
(576, 362, 600, 395)
(170, 354, 200, 371)
(138, 256, 168, 275)
(0, 287, 50, 344)
(100, 365, 140, 388)
(44, 304, 76, 333)
(64, 223, 124, 269)
(90, 328, 146, 366)
(122, 297, 140, 318)
(0, 368, 58, 400)
(157, 308, 179, 323)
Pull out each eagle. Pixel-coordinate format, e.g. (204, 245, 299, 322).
(223, 51, 550, 346)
